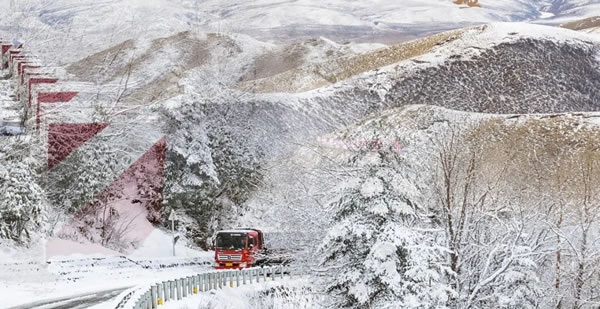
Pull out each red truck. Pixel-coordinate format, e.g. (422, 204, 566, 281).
(214, 228, 265, 269)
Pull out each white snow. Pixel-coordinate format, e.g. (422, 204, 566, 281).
(360, 177, 384, 198)
(539, 12, 556, 19)
(0, 225, 211, 308)
(155, 277, 318, 309)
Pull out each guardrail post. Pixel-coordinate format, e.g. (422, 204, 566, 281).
(220, 272, 224, 289)
(170, 280, 175, 300)
(202, 274, 207, 292)
(242, 269, 246, 285)
(181, 278, 185, 298)
(145, 291, 151, 309)
(199, 274, 203, 291)
(271, 266, 276, 281)
(188, 276, 193, 294)
(184, 277, 188, 297)
(193, 275, 198, 294)
(255, 268, 260, 283)
(228, 271, 233, 288)
(151, 285, 158, 308)
(236, 269, 241, 287)
(157, 283, 164, 305)
(280, 265, 284, 279)
(177, 278, 182, 299)
(164, 281, 170, 302)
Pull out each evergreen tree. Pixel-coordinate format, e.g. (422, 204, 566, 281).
(0, 159, 45, 242)
(319, 153, 453, 308)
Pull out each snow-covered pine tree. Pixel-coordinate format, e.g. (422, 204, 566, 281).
(0, 137, 46, 242)
(319, 152, 453, 308)
(0, 162, 45, 242)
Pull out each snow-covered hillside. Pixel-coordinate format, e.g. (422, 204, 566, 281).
(1, 0, 599, 64)
(9, 21, 598, 254)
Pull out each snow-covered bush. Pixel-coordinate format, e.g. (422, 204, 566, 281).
(0, 137, 45, 242)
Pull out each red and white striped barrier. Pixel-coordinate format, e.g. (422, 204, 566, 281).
(3, 40, 168, 257)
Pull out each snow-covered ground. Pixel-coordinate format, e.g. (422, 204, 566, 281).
(0, 228, 212, 308)
(154, 277, 319, 309)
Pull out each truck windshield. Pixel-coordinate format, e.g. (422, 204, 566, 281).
(216, 233, 246, 250)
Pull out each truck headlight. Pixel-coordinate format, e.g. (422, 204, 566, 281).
(240, 262, 247, 268)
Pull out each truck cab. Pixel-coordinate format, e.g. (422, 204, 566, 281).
(214, 228, 264, 269)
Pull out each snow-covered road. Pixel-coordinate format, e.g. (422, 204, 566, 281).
(0, 253, 214, 308)
(8, 286, 130, 309)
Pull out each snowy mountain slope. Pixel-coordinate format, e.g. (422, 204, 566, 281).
(5, 20, 599, 256)
(171, 0, 600, 39)
(62, 31, 383, 106)
(278, 22, 600, 113)
(96, 22, 600, 249)
(63, 31, 270, 106)
(199, 22, 600, 244)
(538, 0, 600, 23)
(238, 37, 385, 85)
(2, 0, 600, 66)
(561, 15, 600, 30)
(560, 15, 600, 37)
(380, 23, 600, 114)
(237, 28, 469, 93)
(234, 22, 600, 95)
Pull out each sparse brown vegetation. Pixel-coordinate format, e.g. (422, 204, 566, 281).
(237, 27, 474, 93)
(561, 16, 600, 31)
(65, 31, 243, 105)
(439, 115, 600, 308)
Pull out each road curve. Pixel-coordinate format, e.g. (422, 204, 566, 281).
(7, 286, 131, 309)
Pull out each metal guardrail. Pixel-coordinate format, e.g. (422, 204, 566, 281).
(131, 266, 288, 309)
